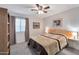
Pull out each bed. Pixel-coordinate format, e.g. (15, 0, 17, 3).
(28, 28, 73, 55)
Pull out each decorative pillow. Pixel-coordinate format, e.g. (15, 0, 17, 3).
(65, 32, 73, 39)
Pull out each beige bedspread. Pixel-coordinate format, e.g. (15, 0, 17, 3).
(42, 33, 67, 49)
(31, 33, 67, 55)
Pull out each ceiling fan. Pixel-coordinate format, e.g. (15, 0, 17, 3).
(31, 4, 50, 14)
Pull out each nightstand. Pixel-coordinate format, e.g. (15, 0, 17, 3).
(68, 39, 79, 50)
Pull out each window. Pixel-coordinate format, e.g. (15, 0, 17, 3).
(16, 17, 25, 32)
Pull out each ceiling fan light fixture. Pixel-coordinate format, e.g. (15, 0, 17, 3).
(38, 10, 44, 14)
(31, 4, 50, 14)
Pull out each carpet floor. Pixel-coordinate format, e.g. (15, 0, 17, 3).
(10, 42, 79, 55)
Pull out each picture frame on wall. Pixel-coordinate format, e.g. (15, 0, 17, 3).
(33, 22, 40, 29)
(53, 19, 63, 27)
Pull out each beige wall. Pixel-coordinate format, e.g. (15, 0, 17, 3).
(29, 17, 45, 37)
(43, 7, 79, 32)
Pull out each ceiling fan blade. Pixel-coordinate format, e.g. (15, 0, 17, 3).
(36, 4, 40, 8)
(36, 4, 43, 10)
(44, 6, 50, 9)
(39, 6, 43, 10)
(43, 10, 47, 13)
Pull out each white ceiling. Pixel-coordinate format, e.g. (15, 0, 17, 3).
(0, 4, 79, 18)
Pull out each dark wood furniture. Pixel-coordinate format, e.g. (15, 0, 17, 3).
(28, 39, 48, 55)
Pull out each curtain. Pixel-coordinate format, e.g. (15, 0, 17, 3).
(25, 18, 29, 41)
(10, 16, 16, 45)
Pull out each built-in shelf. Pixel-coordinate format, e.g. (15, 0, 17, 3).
(8, 33, 10, 35)
(7, 42, 9, 47)
(7, 22, 10, 24)
(7, 14, 10, 55)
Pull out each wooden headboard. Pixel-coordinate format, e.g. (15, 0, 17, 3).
(46, 28, 73, 39)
